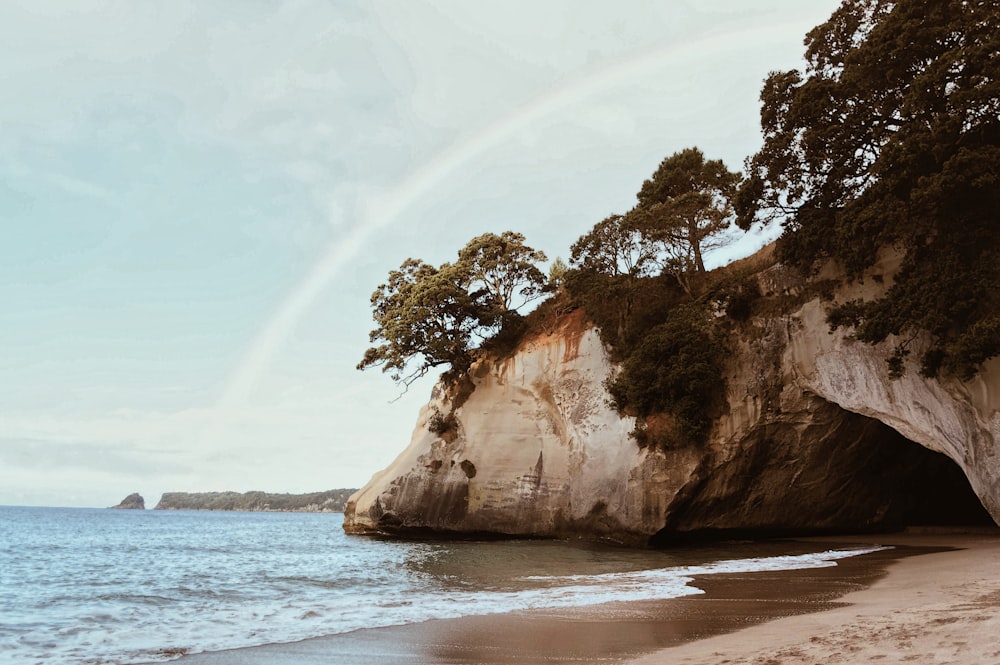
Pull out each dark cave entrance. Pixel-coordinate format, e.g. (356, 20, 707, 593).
(888, 441, 995, 527)
(649, 405, 995, 547)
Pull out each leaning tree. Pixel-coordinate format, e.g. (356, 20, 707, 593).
(357, 259, 488, 387)
(359, 233, 547, 387)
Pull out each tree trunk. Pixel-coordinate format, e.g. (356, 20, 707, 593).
(689, 219, 706, 273)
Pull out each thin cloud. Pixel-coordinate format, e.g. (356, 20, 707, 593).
(43, 171, 120, 206)
(0, 1, 844, 507)
(0, 437, 191, 475)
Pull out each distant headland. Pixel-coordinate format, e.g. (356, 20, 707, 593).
(109, 493, 146, 510)
(153, 489, 357, 512)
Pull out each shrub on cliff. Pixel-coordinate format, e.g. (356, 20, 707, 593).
(563, 268, 683, 354)
(568, 214, 662, 346)
(606, 303, 725, 448)
(566, 148, 741, 348)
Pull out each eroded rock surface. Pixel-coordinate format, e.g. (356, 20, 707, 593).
(345, 260, 998, 543)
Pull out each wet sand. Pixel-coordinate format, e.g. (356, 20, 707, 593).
(632, 529, 1000, 665)
(156, 537, 931, 664)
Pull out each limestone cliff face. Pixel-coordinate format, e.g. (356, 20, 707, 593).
(344, 258, 998, 543)
(345, 313, 685, 543)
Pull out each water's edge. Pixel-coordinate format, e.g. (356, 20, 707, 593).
(148, 543, 929, 665)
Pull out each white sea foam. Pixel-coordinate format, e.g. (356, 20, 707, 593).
(524, 546, 889, 583)
(0, 507, 889, 665)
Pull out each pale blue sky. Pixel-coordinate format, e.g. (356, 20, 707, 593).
(1, 0, 840, 507)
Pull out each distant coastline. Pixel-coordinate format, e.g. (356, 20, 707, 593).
(153, 489, 357, 513)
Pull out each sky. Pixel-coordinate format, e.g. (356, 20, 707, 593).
(1, 0, 842, 508)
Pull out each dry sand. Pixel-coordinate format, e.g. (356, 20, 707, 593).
(632, 530, 1000, 665)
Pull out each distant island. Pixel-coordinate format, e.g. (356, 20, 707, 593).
(154, 489, 357, 512)
(110, 492, 146, 510)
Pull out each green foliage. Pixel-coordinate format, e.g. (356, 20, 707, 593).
(359, 233, 547, 387)
(565, 175, 733, 447)
(565, 147, 741, 347)
(738, 0, 1000, 379)
(358, 259, 490, 386)
(825, 299, 866, 332)
(479, 310, 529, 358)
(944, 317, 1000, 380)
(887, 347, 909, 381)
(563, 268, 684, 354)
(457, 231, 547, 313)
(631, 147, 741, 278)
(547, 257, 569, 289)
(606, 304, 725, 447)
(569, 214, 660, 279)
(825, 227, 1000, 378)
(562, 268, 626, 347)
(569, 214, 665, 345)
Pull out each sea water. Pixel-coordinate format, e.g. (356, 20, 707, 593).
(0, 506, 885, 665)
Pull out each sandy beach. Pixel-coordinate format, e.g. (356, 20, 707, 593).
(158, 530, 1000, 665)
(633, 530, 1000, 665)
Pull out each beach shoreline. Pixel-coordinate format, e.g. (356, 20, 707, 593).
(147, 531, 1000, 665)
(631, 529, 1000, 665)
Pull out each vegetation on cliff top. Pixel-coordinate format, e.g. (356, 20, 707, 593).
(737, 0, 1000, 380)
(564, 148, 738, 448)
(357, 231, 546, 388)
(359, 146, 738, 449)
(359, 0, 1000, 445)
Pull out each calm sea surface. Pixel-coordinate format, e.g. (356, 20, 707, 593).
(0, 506, 884, 665)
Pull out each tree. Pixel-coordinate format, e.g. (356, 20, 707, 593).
(357, 259, 491, 387)
(547, 257, 569, 289)
(736, 0, 1000, 378)
(359, 232, 548, 388)
(569, 214, 661, 342)
(569, 214, 659, 279)
(631, 147, 741, 281)
(456, 231, 547, 314)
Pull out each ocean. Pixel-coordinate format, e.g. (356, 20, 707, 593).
(0, 506, 886, 665)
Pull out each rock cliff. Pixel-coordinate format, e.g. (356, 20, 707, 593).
(110, 493, 145, 510)
(344, 253, 998, 544)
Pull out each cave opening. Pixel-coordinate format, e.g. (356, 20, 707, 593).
(649, 405, 995, 547)
(882, 432, 995, 528)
